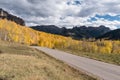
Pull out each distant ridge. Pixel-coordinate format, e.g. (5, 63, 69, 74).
(96, 29, 120, 40)
(31, 25, 111, 39)
(0, 8, 25, 26)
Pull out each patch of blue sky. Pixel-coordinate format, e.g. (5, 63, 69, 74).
(67, 0, 82, 5)
(116, 25, 120, 28)
(88, 14, 120, 22)
(87, 17, 97, 22)
(95, 14, 120, 21)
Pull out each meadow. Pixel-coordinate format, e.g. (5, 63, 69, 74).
(0, 40, 96, 80)
(58, 40, 120, 65)
(0, 19, 120, 66)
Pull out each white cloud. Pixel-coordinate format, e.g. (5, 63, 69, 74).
(84, 19, 120, 30)
(0, 0, 120, 29)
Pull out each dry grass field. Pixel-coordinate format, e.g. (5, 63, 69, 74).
(0, 40, 96, 80)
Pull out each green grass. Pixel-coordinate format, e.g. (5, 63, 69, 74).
(0, 40, 96, 80)
(59, 48, 120, 65)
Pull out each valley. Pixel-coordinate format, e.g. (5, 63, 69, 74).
(0, 8, 120, 80)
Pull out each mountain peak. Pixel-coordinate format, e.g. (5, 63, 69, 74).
(97, 29, 120, 40)
(0, 8, 2, 11)
(99, 25, 107, 28)
(0, 8, 25, 26)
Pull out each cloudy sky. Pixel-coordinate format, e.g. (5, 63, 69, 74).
(0, 0, 120, 29)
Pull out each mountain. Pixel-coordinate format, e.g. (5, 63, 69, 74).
(96, 29, 120, 40)
(31, 25, 62, 35)
(0, 8, 25, 26)
(31, 25, 111, 39)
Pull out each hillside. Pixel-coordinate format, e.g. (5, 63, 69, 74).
(31, 25, 110, 39)
(0, 19, 76, 48)
(0, 8, 25, 26)
(96, 29, 120, 40)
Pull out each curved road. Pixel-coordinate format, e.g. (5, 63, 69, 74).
(33, 47, 120, 80)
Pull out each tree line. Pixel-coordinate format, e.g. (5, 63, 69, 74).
(0, 19, 120, 54)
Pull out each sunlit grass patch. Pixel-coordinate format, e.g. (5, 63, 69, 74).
(0, 40, 96, 80)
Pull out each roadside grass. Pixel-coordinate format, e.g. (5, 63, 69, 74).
(59, 48, 120, 66)
(0, 40, 96, 80)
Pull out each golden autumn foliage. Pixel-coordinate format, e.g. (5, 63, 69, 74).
(0, 19, 120, 54)
(65, 40, 120, 54)
(0, 19, 74, 48)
